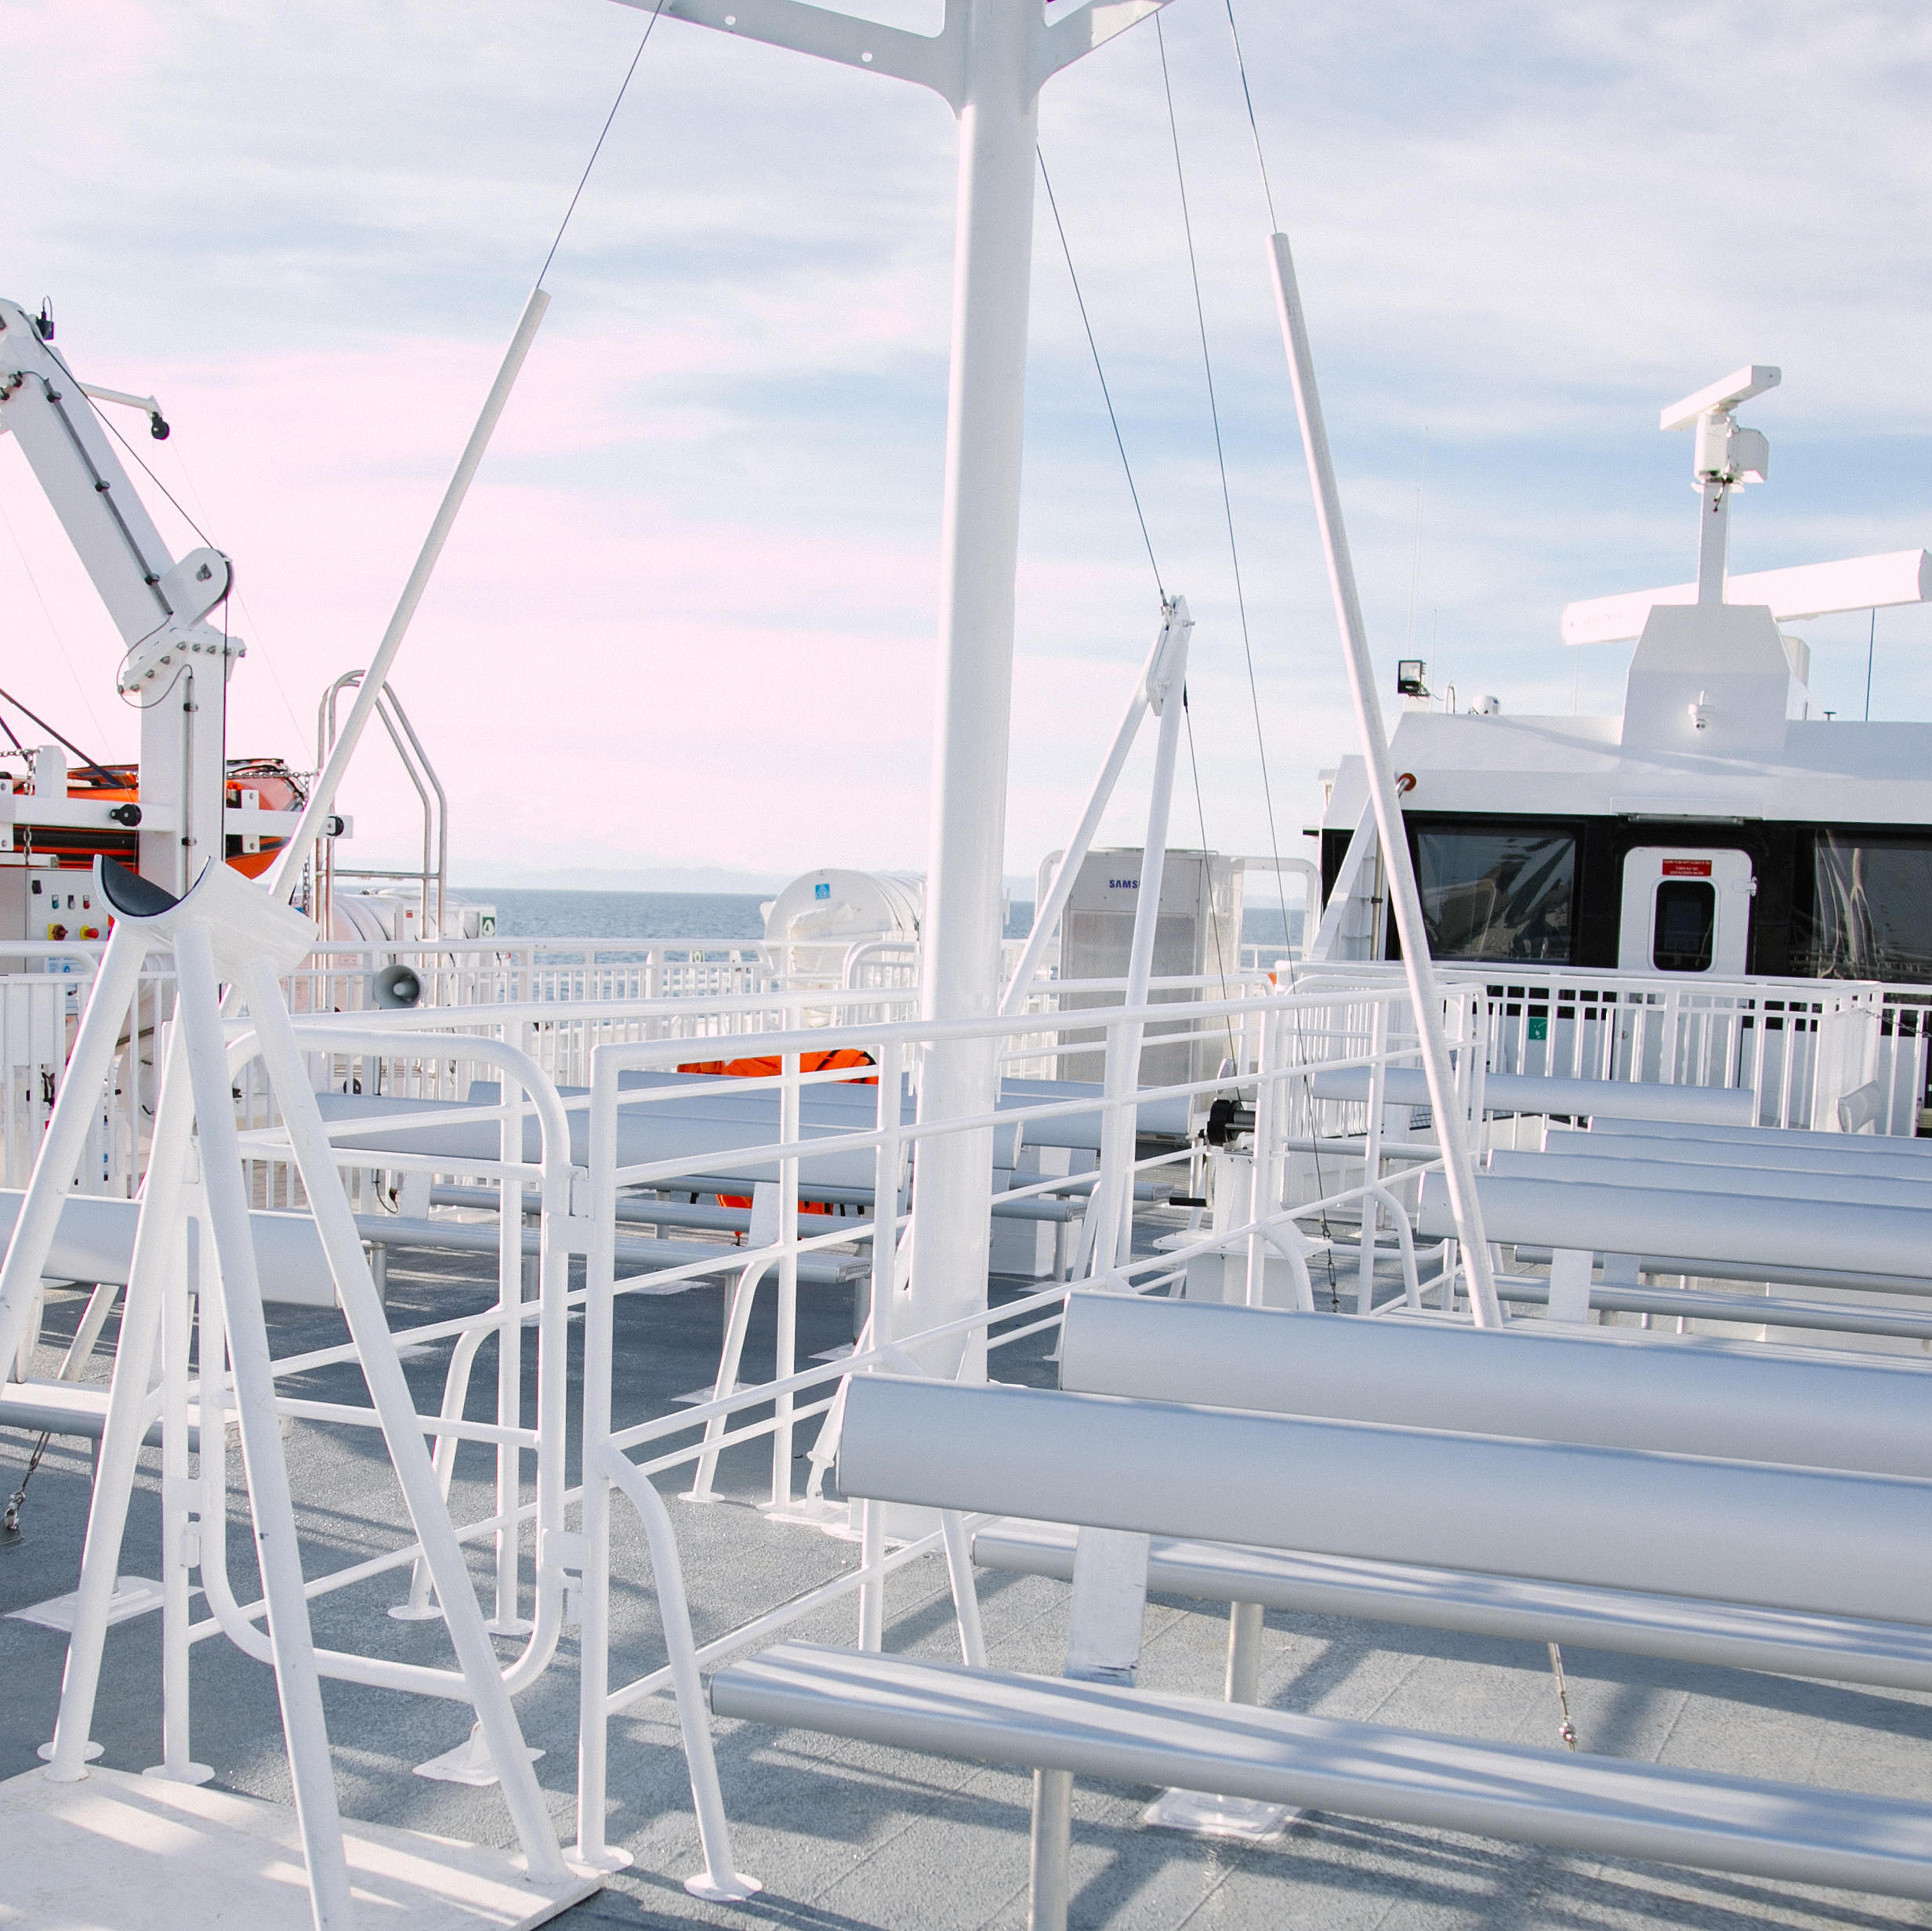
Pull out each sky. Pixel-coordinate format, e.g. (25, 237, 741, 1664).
(3, 0, 1930, 890)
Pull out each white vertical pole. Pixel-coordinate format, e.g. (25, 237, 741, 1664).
(1264, 230, 1501, 1327)
(150, 1187, 212, 1783)
(1696, 475, 1730, 605)
(575, 1059, 622, 1871)
(769, 1053, 800, 1510)
(909, 0, 1040, 1365)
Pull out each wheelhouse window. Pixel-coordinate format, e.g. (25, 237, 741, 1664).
(1412, 826, 1577, 963)
(1796, 833, 1932, 983)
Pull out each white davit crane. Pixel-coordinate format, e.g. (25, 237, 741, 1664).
(0, 297, 241, 893)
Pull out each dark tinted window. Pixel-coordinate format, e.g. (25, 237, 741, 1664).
(1795, 834, 1932, 983)
(1413, 828, 1575, 963)
(1652, 880, 1716, 972)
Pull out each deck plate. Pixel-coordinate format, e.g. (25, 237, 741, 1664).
(0, 1765, 600, 1929)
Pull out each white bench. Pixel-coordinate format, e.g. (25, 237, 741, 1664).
(711, 1371, 1932, 1925)
(1415, 1169, 1932, 1301)
(972, 1293, 1932, 1691)
(1488, 1144, 1932, 1209)
(1310, 1067, 1756, 1125)
(1592, 1114, 1932, 1159)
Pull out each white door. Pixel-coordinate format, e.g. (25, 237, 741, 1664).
(1618, 848, 1755, 976)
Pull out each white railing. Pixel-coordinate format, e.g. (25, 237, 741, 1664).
(1299, 962, 1930, 1137)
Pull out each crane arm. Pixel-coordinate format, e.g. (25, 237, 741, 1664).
(0, 298, 234, 678)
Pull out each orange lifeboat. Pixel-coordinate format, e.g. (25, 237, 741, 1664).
(14, 756, 305, 879)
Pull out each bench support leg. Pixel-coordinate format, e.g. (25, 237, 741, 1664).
(1141, 1603, 1296, 1842)
(1028, 1767, 1073, 1931)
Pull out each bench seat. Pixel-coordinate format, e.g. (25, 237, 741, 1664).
(971, 1516, 1932, 1692)
(712, 1640, 1932, 1901)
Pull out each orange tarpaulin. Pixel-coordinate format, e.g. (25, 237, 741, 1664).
(676, 1048, 877, 1085)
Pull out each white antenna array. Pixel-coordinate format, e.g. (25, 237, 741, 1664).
(1662, 362, 1781, 604)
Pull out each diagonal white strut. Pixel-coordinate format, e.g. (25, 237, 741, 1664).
(1263, 230, 1502, 1327)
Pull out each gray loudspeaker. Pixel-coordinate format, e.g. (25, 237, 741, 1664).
(369, 962, 422, 1009)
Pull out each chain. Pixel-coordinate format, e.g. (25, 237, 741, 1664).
(2, 1431, 50, 1542)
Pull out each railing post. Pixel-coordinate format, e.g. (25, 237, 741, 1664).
(770, 1052, 801, 1511)
(575, 1052, 627, 1871)
(1357, 1000, 1387, 1312)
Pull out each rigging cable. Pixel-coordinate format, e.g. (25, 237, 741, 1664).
(1153, 14, 1296, 969)
(1165, 8, 1343, 1291)
(537, 0, 668, 291)
(1038, 148, 1165, 602)
(1220, 0, 1280, 232)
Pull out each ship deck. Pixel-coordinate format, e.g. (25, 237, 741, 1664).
(3, 1244, 1930, 1931)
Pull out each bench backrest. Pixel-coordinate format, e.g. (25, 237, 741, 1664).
(1311, 1067, 1755, 1125)
(1592, 1114, 1932, 1158)
(1414, 1171, 1932, 1283)
(1556, 1124, 1932, 1182)
(836, 1372, 1932, 1625)
(1057, 1292, 1932, 1478)
(1488, 1147, 1927, 1209)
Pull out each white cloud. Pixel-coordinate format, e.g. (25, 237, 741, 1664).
(2, 0, 1929, 886)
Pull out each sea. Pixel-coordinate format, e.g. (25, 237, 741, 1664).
(474, 888, 1299, 950)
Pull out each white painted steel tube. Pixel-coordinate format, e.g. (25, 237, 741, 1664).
(1586, 1116, 1932, 1167)
(1490, 1147, 1932, 1208)
(1264, 231, 1498, 1325)
(1313, 1067, 1756, 1126)
(1596, 1113, 1932, 1152)
(46, 1019, 192, 1782)
(237, 956, 570, 1886)
(270, 287, 549, 906)
(714, 1641, 1932, 1902)
(598, 1446, 761, 1900)
(575, 1056, 622, 1871)
(1057, 1292, 1932, 1478)
(911, 0, 1041, 1366)
(172, 927, 355, 1931)
(1417, 1173, 1932, 1288)
(0, 920, 146, 1376)
(839, 1376, 1932, 1625)
(1091, 608, 1191, 1274)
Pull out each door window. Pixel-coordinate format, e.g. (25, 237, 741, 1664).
(1652, 879, 1716, 972)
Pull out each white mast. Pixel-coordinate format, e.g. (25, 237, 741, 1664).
(609, 0, 1170, 1356)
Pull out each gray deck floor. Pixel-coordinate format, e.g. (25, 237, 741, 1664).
(3, 1246, 1931, 1929)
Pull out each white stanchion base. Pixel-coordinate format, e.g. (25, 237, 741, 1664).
(571, 1841, 634, 1873)
(672, 1381, 745, 1406)
(684, 1871, 764, 1902)
(414, 1724, 545, 1788)
(0, 1765, 600, 1928)
(388, 1600, 444, 1621)
(9, 1574, 180, 1632)
(141, 1761, 216, 1786)
(760, 1495, 852, 1531)
(37, 1740, 103, 1763)
(1139, 1787, 1298, 1842)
